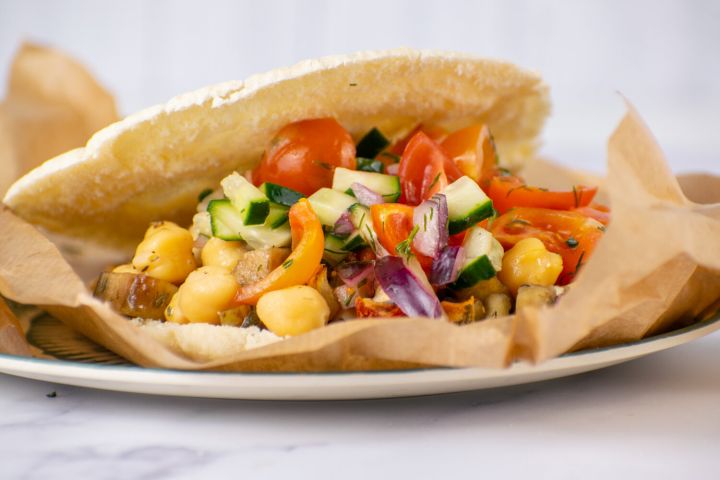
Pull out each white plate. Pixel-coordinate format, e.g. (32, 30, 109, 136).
(1, 313, 719, 400)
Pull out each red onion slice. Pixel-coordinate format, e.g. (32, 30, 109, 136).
(412, 194, 448, 258)
(374, 256, 443, 318)
(336, 260, 375, 288)
(429, 246, 465, 286)
(333, 211, 355, 236)
(351, 182, 384, 206)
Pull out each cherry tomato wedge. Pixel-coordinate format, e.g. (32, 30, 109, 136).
(487, 175, 598, 214)
(389, 124, 448, 155)
(252, 118, 355, 196)
(490, 207, 605, 285)
(441, 124, 498, 187)
(370, 203, 433, 270)
(398, 132, 453, 206)
(573, 204, 610, 226)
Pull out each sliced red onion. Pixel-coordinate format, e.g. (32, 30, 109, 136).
(351, 182, 384, 206)
(430, 246, 465, 286)
(336, 260, 374, 288)
(386, 163, 400, 175)
(333, 211, 355, 236)
(374, 256, 443, 318)
(412, 194, 448, 258)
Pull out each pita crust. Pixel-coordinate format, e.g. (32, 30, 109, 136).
(4, 48, 549, 251)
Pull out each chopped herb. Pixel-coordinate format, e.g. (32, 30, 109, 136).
(429, 207, 434, 221)
(324, 248, 346, 255)
(506, 185, 532, 198)
(428, 172, 442, 191)
(423, 213, 428, 231)
(356, 157, 384, 173)
(365, 225, 377, 251)
(382, 219, 386, 233)
(46, 391, 57, 398)
(257, 264, 263, 271)
(598, 225, 607, 232)
(315, 161, 333, 171)
(349, 82, 357, 87)
(344, 294, 354, 307)
(197, 188, 214, 202)
(153, 293, 168, 308)
(566, 236, 579, 248)
(395, 225, 419, 257)
(282, 259, 294, 269)
(497, 167, 513, 177)
(359, 212, 366, 227)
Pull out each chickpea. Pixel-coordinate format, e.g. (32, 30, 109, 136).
(132, 221, 197, 284)
(164, 291, 187, 324)
(498, 238, 563, 294)
(201, 237, 247, 271)
(256, 286, 330, 336)
(172, 266, 239, 324)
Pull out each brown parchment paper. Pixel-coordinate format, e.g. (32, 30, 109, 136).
(0, 101, 718, 371)
(0, 42, 718, 370)
(0, 42, 118, 194)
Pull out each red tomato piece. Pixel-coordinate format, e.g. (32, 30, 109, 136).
(252, 118, 356, 196)
(487, 176, 598, 214)
(573, 204, 611, 226)
(441, 124, 498, 187)
(370, 203, 433, 270)
(398, 132, 451, 206)
(490, 207, 605, 285)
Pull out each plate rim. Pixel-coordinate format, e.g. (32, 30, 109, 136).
(1, 313, 718, 379)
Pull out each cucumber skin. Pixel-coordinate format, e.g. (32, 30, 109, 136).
(451, 255, 497, 289)
(448, 201, 495, 235)
(356, 127, 390, 159)
(208, 199, 243, 241)
(260, 182, 304, 207)
(242, 200, 270, 226)
(356, 157, 385, 173)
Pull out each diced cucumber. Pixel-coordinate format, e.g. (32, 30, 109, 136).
(259, 182, 304, 207)
(220, 172, 269, 225)
(207, 199, 291, 249)
(267, 203, 289, 229)
(349, 203, 386, 255)
(307, 188, 357, 227)
(332, 167, 400, 202)
(322, 231, 366, 265)
(356, 127, 390, 159)
(451, 226, 504, 289)
(356, 157, 384, 173)
(443, 176, 494, 234)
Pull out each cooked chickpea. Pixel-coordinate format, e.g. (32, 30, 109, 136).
(132, 221, 197, 284)
(164, 291, 187, 324)
(172, 266, 239, 324)
(498, 238, 563, 294)
(256, 286, 330, 336)
(201, 237, 247, 271)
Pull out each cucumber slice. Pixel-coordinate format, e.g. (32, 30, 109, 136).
(307, 188, 357, 227)
(451, 227, 504, 289)
(443, 176, 494, 234)
(332, 167, 400, 202)
(322, 231, 366, 265)
(356, 157, 384, 173)
(349, 203, 386, 255)
(356, 127, 390, 159)
(259, 182, 304, 207)
(267, 203, 289, 229)
(208, 199, 291, 249)
(220, 172, 269, 225)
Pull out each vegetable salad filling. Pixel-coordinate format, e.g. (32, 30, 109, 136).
(95, 118, 608, 337)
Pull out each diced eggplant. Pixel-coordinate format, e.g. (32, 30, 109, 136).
(441, 298, 476, 324)
(515, 285, 557, 311)
(308, 266, 341, 319)
(94, 272, 178, 320)
(354, 297, 403, 318)
(233, 247, 290, 286)
(484, 293, 512, 318)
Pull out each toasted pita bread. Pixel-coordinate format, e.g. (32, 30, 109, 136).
(4, 48, 550, 252)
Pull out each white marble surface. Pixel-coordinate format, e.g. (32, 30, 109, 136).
(1, 332, 719, 479)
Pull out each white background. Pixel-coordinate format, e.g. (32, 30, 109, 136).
(1, 0, 718, 172)
(0, 2, 719, 478)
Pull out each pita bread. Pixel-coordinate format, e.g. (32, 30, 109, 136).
(4, 48, 550, 252)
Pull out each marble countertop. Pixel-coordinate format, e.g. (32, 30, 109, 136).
(1, 332, 718, 479)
